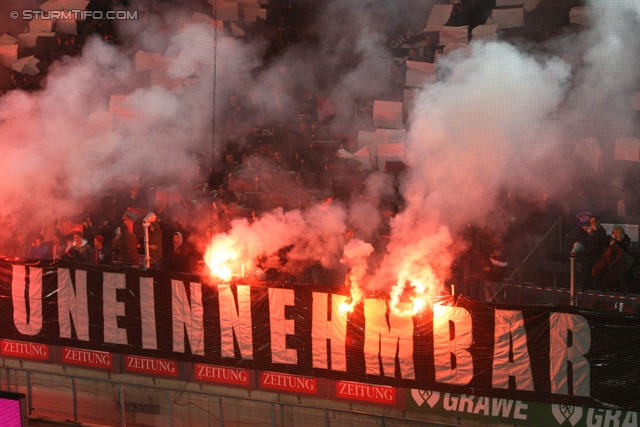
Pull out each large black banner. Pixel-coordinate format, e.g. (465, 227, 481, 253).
(0, 260, 639, 411)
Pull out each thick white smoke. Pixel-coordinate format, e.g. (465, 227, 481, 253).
(560, 0, 640, 140)
(0, 5, 256, 236)
(371, 1, 640, 302)
(205, 202, 349, 276)
(366, 41, 571, 300)
(1, 0, 639, 308)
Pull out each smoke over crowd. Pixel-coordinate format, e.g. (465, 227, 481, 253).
(1, 0, 639, 310)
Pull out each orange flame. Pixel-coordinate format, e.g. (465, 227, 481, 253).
(338, 284, 363, 315)
(390, 277, 436, 317)
(338, 301, 352, 314)
(203, 236, 242, 282)
(338, 268, 366, 315)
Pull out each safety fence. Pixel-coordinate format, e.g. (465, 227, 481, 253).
(0, 367, 461, 427)
(494, 283, 640, 312)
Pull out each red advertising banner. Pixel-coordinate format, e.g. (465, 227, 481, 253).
(1, 340, 49, 360)
(336, 381, 396, 405)
(260, 371, 317, 395)
(125, 355, 178, 377)
(62, 347, 112, 369)
(194, 363, 250, 386)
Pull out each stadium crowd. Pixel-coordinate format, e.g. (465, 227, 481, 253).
(1, 0, 640, 300)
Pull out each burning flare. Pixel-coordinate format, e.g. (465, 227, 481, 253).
(389, 278, 434, 317)
(339, 239, 374, 313)
(204, 235, 242, 282)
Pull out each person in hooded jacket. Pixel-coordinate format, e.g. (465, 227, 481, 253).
(164, 232, 195, 273)
(71, 231, 92, 261)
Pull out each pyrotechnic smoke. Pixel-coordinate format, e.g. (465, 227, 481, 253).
(0, 3, 257, 240)
(371, 38, 572, 302)
(559, 1, 640, 141)
(205, 202, 349, 279)
(1, 0, 639, 311)
(372, 0, 640, 305)
(339, 238, 374, 313)
(396, 40, 571, 247)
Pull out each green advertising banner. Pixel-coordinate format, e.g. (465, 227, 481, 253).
(406, 389, 639, 427)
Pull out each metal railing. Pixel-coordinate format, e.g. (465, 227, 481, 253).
(490, 215, 566, 302)
(0, 366, 460, 427)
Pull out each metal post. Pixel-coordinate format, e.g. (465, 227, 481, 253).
(569, 256, 576, 306)
(143, 222, 151, 269)
(120, 384, 126, 427)
(270, 402, 275, 427)
(25, 371, 32, 414)
(72, 377, 77, 421)
(324, 409, 329, 427)
(168, 390, 173, 427)
(380, 416, 386, 427)
(219, 397, 224, 427)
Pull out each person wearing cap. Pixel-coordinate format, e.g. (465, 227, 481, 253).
(91, 235, 112, 265)
(483, 250, 508, 302)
